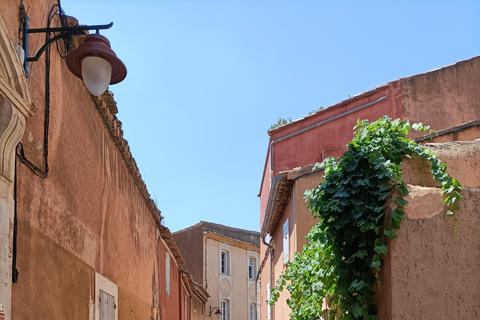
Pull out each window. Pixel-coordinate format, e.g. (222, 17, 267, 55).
(221, 250, 230, 274)
(184, 294, 188, 320)
(95, 273, 118, 320)
(99, 290, 115, 320)
(166, 253, 171, 295)
(283, 218, 290, 264)
(267, 283, 271, 320)
(221, 299, 230, 320)
(248, 257, 256, 280)
(249, 303, 257, 320)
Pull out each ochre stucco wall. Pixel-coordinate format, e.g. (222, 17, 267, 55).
(290, 170, 323, 252)
(12, 222, 94, 319)
(260, 169, 324, 320)
(402, 56, 480, 140)
(2, 1, 167, 319)
(376, 141, 480, 319)
(377, 187, 480, 319)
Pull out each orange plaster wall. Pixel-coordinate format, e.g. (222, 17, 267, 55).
(378, 188, 480, 319)
(402, 56, 480, 139)
(4, 1, 164, 319)
(271, 199, 294, 320)
(290, 170, 323, 252)
(261, 170, 324, 320)
(376, 142, 480, 319)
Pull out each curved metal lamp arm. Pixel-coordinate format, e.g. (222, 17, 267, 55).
(21, 13, 113, 77)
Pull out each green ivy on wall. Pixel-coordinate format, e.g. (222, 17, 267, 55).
(269, 116, 462, 320)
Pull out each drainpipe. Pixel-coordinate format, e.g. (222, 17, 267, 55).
(269, 96, 388, 173)
(204, 236, 208, 290)
(258, 235, 274, 320)
(269, 241, 274, 320)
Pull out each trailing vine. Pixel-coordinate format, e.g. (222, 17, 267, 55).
(269, 116, 462, 320)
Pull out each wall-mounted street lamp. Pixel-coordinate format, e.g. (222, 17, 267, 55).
(21, 10, 126, 96)
(209, 306, 222, 318)
(66, 34, 126, 96)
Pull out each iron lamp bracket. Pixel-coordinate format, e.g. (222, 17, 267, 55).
(21, 13, 113, 77)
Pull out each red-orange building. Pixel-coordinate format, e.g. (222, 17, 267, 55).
(0, 1, 207, 320)
(259, 56, 480, 320)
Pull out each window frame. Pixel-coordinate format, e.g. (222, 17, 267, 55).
(95, 272, 118, 320)
(184, 294, 188, 320)
(221, 299, 230, 320)
(267, 282, 271, 320)
(249, 302, 257, 320)
(248, 257, 256, 280)
(166, 252, 171, 296)
(221, 250, 230, 275)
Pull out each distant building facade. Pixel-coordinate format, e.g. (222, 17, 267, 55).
(173, 222, 260, 320)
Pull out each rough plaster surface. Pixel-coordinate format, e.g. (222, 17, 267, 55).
(403, 56, 480, 140)
(1, 2, 163, 319)
(385, 188, 480, 319)
(403, 186, 444, 219)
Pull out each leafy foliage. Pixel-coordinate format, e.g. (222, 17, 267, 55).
(269, 116, 462, 320)
(270, 117, 292, 130)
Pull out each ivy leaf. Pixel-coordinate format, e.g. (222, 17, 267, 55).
(384, 230, 398, 239)
(398, 185, 410, 196)
(349, 279, 366, 292)
(374, 244, 387, 255)
(371, 261, 382, 270)
(356, 250, 368, 259)
(391, 208, 404, 222)
(395, 197, 408, 207)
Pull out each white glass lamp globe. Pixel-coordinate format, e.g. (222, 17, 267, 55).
(81, 56, 112, 96)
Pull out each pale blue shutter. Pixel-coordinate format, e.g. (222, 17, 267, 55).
(283, 218, 289, 264)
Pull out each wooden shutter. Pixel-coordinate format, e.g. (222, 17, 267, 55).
(99, 290, 115, 320)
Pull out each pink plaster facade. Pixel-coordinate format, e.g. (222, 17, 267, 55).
(259, 56, 480, 320)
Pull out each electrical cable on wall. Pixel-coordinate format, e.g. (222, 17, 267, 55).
(16, 2, 71, 179)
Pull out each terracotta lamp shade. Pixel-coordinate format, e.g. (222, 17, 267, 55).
(66, 34, 127, 96)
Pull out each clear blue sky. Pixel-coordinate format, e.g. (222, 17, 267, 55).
(62, 1, 479, 232)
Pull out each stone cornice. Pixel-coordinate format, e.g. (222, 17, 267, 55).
(0, 13, 35, 118)
(204, 232, 260, 253)
(93, 92, 162, 226)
